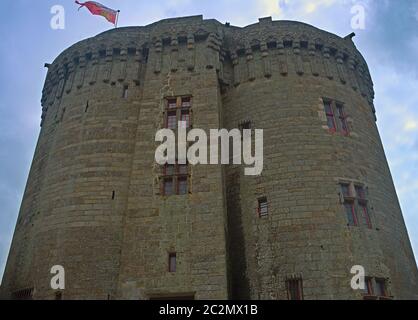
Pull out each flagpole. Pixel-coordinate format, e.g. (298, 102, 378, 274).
(115, 10, 120, 28)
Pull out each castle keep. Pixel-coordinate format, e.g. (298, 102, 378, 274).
(1, 15, 417, 300)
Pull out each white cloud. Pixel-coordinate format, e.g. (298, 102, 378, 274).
(404, 120, 418, 131)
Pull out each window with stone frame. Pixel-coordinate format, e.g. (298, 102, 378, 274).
(165, 96, 192, 129)
(122, 85, 129, 99)
(363, 277, 373, 295)
(286, 278, 304, 300)
(374, 278, 389, 297)
(12, 288, 33, 300)
(362, 277, 390, 299)
(257, 197, 269, 217)
(323, 98, 349, 135)
(340, 182, 372, 228)
(340, 183, 358, 226)
(168, 252, 177, 273)
(355, 185, 372, 229)
(336, 102, 349, 135)
(162, 163, 189, 196)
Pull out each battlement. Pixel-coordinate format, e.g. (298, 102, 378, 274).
(41, 16, 375, 126)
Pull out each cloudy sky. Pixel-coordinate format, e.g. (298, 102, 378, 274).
(0, 0, 417, 282)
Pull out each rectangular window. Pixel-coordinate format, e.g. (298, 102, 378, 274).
(166, 111, 177, 129)
(344, 202, 358, 226)
(181, 110, 191, 128)
(286, 279, 304, 300)
(375, 279, 387, 297)
(169, 253, 177, 273)
(336, 103, 349, 134)
(162, 164, 189, 196)
(168, 99, 177, 109)
(164, 178, 174, 196)
(341, 183, 371, 228)
(324, 100, 336, 132)
(341, 183, 351, 198)
(165, 96, 192, 130)
(359, 203, 372, 229)
(355, 186, 366, 200)
(364, 277, 373, 295)
(12, 288, 34, 300)
(178, 177, 188, 195)
(258, 197, 268, 217)
(122, 85, 129, 99)
(323, 99, 349, 134)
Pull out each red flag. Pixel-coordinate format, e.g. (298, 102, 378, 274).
(75, 1, 119, 25)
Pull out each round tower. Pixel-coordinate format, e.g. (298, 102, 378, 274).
(1, 15, 417, 300)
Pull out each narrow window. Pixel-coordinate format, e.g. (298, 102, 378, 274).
(166, 111, 177, 129)
(286, 278, 304, 300)
(162, 163, 189, 196)
(324, 100, 336, 132)
(180, 109, 190, 128)
(355, 186, 372, 229)
(165, 97, 192, 130)
(178, 177, 188, 195)
(344, 202, 357, 226)
(355, 186, 366, 200)
(258, 197, 269, 217)
(168, 98, 177, 109)
(85, 101, 89, 113)
(111, 190, 115, 200)
(341, 184, 357, 226)
(341, 183, 351, 198)
(181, 97, 191, 108)
(375, 279, 387, 297)
(336, 103, 349, 134)
(122, 85, 129, 99)
(364, 277, 373, 295)
(163, 178, 174, 196)
(168, 253, 177, 272)
(12, 288, 34, 300)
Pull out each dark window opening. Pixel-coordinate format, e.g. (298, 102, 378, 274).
(364, 277, 373, 295)
(344, 202, 358, 226)
(85, 101, 89, 113)
(122, 85, 129, 99)
(267, 41, 277, 49)
(336, 103, 349, 134)
(340, 183, 371, 228)
(258, 197, 268, 217)
(323, 99, 350, 135)
(375, 279, 388, 297)
(12, 288, 34, 300)
(162, 163, 189, 196)
(324, 100, 336, 132)
(165, 96, 192, 129)
(169, 253, 177, 273)
(112, 190, 115, 200)
(127, 48, 136, 56)
(286, 278, 303, 300)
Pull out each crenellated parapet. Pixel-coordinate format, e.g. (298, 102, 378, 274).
(40, 15, 376, 126)
(222, 17, 375, 116)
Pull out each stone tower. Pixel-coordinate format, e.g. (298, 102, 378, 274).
(1, 16, 417, 300)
